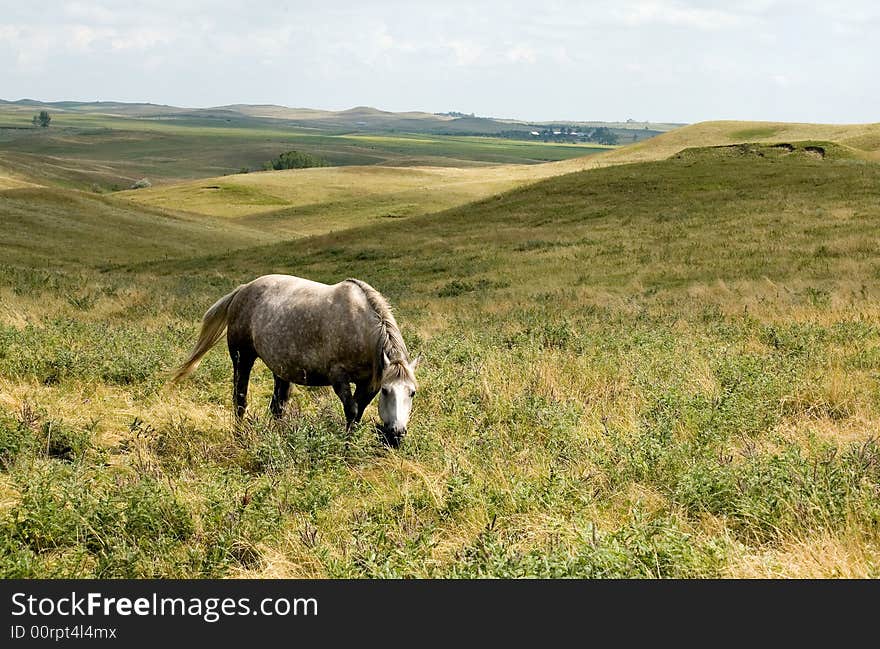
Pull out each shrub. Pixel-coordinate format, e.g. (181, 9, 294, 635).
(263, 150, 328, 171)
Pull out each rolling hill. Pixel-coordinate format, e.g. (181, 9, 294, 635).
(144, 139, 880, 297)
(1, 98, 677, 138)
(0, 108, 610, 191)
(561, 120, 880, 170)
(0, 166, 39, 190)
(0, 187, 268, 267)
(117, 161, 573, 237)
(119, 120, 880, 240)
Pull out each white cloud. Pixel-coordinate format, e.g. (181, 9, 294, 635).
(617, 1, 751, 30)
(622, 0, 747, 30)
(447, 40, 485, 67)
(69, 25, 120, 51)
(506, 46, 537, 64)
(63, 2, 117, 25)
(111, 28, 171, 51)
(376, 29, 394, 50)
(0, 25, 21, 39)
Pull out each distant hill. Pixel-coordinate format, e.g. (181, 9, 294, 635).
(0, 99, 182, 117)
(0, 98, 628, 191)
(0, 98, 677, 141)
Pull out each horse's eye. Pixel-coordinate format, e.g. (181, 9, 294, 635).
(410, 390, 416, 398)
(381, 387, 389, 395)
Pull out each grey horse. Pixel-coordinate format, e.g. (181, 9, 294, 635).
(172, 274, 419, 446)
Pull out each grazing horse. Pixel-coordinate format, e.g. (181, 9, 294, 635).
(172, 274, 419, 446)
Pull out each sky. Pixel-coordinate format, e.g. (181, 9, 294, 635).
(0, 1, 877, 124)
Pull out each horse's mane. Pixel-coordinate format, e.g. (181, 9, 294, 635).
(344, 278, 414, 390)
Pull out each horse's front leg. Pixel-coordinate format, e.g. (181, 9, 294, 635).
(353, 382, 379, 424)
(332, 381, 358, 431)
(270, 375, 291, 419)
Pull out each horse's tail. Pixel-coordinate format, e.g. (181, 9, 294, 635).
(171, 285, 244, 382)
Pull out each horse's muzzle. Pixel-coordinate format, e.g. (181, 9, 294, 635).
(377, 424, 406, 448)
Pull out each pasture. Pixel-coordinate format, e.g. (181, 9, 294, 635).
(0, 107, 610, 192)
(1, 125, 879, 578)
(119, 164, 568, 237)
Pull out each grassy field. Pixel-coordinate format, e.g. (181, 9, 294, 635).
(0, 108, 610, 192)
(1, 132, 879, 578)
(120, 121, 880, 241)
(119, 164, 574, 237)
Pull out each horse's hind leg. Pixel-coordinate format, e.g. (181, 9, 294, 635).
(270, 375, 291, 419)
(230, 345, 256, 421)
(332, 382, 358, 431)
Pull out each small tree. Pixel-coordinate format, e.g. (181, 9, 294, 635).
(37, 110, 51, 128)
(31, 115, 38, 127)
(264, 150, 328, 170)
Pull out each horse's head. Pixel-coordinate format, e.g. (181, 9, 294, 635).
(377, 354, 420, 447)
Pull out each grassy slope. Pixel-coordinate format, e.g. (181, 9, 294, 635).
(0, 109, 607, 192)
(558, 120, 880, 170)
(0, 168, 39, 191)
(1, 144, 879, 578)
(120, 121, 880, 241)
(151, 142, 880, 297)
(0, 187, 268, 267)
(119, 164, 565, 236)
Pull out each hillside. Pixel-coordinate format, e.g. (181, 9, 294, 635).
(146, 141, 880, 296)
(0, 98, 698, 195)
(0, 166, 39, 190)
(118, 162, 576, 236)
(556, 120, 880, 171)
(0, 187, 267, 267)
(120, 120, 880, 237)
(0, 99, 182, 117)
(0, 110, 606, 191)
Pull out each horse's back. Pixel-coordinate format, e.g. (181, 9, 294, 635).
(227, 274, 374, 384)
(244, 273, 333, 299)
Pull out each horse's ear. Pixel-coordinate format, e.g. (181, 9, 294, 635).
(410, 355, 422, 371)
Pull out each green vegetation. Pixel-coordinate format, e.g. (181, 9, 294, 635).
(729, 126, 781, 140)
(526, 126, 620, 145)
(262, 150, 328, 171)
(0, 106, 613, 192)
(1, 135, 879, 577)
(672, 141, 849, 162)
(32, 111, 51, 128)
